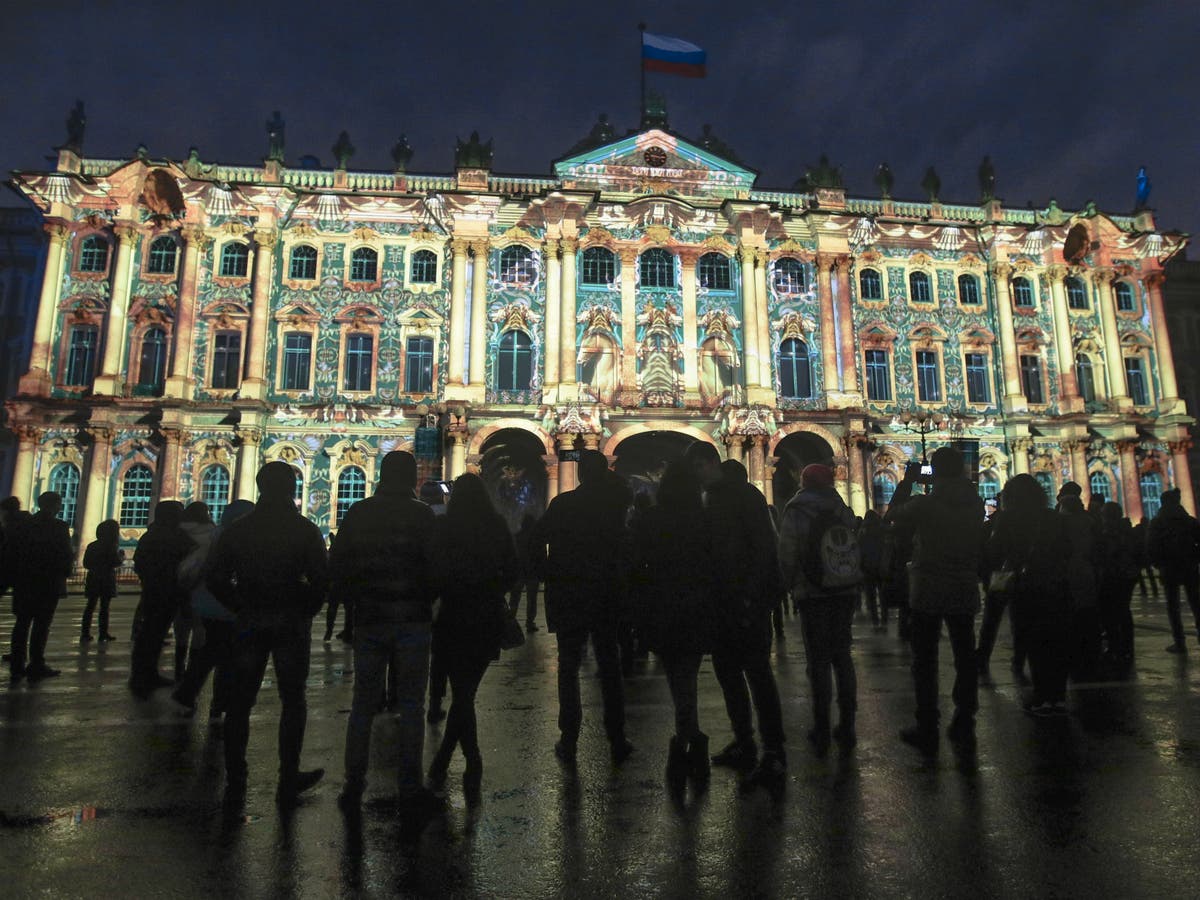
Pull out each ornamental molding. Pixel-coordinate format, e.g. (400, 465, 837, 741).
(700, 234, 735, 255)
(581, 225, 615, 246)
(495, 225, 537, 248)
(643, 224, 673, 245)
(552, 401, 604, 436)
(699, 308, 741, 338)
(717, 404, 779, 439)
(578, 304, 618, 335)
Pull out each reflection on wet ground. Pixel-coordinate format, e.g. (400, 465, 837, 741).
(2, 590, 1199, 897)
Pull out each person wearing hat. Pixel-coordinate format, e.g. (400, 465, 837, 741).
(778, 463, 861, 756)
(207, 461, 329, 803)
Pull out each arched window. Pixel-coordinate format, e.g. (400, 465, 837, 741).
(774, 258, 807, 294)
(350, 247, 378, 282)
(281, 332, 312, 391)
(119, 464, 154, 527)
(48, 462, 81, 528)
(498, 245, 536, 285)
(219, 243, 249, 278)
(200, 465, 231, 524)
(958, 274, 980, 305)
(697, 253, 732, 290)
(405, 336, 434, 393)
(79, 235, 109, 273)
(343, 333, 374, 392)
(336, 466, 367, 526)
(581, 246, 615, 285)
(1065, 276, 1088, 309)
(1020, 354, 1044, 404)
(65, 324, 99, 387)
(210, 331, 241, 389)
(1124, 356, 1150, 406)
(1075, 353, 1096, 404)
(496, 330, 533, 391)
(1012, 277, 1034, 308)
(289, 245, 318, 280)
(410, 249, 438, 284)
(639, 248, 675, 288)
(1089, 471, 1111, 502)
(1115, 281, 1137, 312)
(873, 472, 896, 508)
(978, 471, 1000, 501)
(916, 350, 941, 402)
(1140, 473, 1163, 518)
(1034, 472, 1055, 507)
(146, 236, 178, 275)
(909, 271, 932, 303)
(138, 327, 169, 393)
(859, 268, 882, 301)
(779, 338, 813, 399)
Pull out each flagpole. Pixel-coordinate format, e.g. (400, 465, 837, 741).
(638, 22, 646, 124)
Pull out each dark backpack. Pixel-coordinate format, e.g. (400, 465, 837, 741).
(802, 507, 864, 592)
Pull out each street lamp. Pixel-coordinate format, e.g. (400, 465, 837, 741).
(897, 409, 944, 463)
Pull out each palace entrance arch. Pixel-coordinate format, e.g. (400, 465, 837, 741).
(772, 430, 836, 507)
(478, 428, 549, 531)
(611, 429, 699, 502)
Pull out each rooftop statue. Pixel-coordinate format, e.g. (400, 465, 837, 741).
(921, 166, 941, 203)
(64, 100, 86, 154)
(332, 131, 355, 169)
(699, 124, 740, 164)
(641, 90, 669, 130)
(455, 131, 493, 169)
(391, 134, 413, 172)
(805, 154, 843, 190)
(874, 162, 894, 199)
(978, 155, 996, 202)
(266, 111, 285, 162)
(564, 113, 616, 156)
(1136, 166, 1152, 210)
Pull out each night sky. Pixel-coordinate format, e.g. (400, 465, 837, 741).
(2, 0, 1195, 241)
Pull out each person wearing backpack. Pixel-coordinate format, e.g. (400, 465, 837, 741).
(778, 463, 861, 756)
(1147, 488, 1200, 654)
(886, 447, 984, 755)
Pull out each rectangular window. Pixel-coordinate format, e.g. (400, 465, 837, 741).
(864, 349, 891, 401)
(916, 350, 941, 402)
(405, 336, 434, 394)
(965, 352, 990, 404)
(282, 332, 312, 391)
(65, 326, 98, 387)
(1020, 354, 1044, 404)
(211, 331, 242, 389)
(1125, 356, 1150, 405)
(344, 333, 374, 392)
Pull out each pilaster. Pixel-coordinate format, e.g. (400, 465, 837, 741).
(93, 224, 138, 397)
(20, 223, 70, 395)
(1145, 271, 1181, 413)
(559, 238, 579, 395)
(739, 246, 761, 392)
(816, 254, 839, 402)
(680, 249, 700, 394)
(833, 255, 860, 396)
(990, 262, 1025, 413)
(240, 230, 277, 401)
(10, 425, 41, 508)
(235, 429, 262, 501)
(78, 427, 114, 564)
(1094, 267, 1130, 411)
(543, 239, 561, 398)
(446, 238, 470, 390)
(754, 250, 772, 391)
(1170, 439, 1195, 515)
(1046, 265, 1081, 412)
(465, 239, 490, 401)
(1117, 439, 1143, 520)
(165, 227, 210, 399)
(618, 248, 639, 403)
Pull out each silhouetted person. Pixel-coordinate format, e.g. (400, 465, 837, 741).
(629, 459, 715, 791)
(1059, 495, 1101, 680)
(427, 473, 518, 804)
(888, 447, 984, 755)
(207, 462, 328, 802)
(331, 451, 439, 820)
(130, 501, 194, 696)
(509, 513, 541, 633)
(1148, 488, 1200, 654)
(7, 491, 72, 683)
(989, 475, 1072, 715)
(1, 496, 29, 601)
(686, 443, 787, 788)
(81, 519, 123, 642)
(323, 531, 353, 644)
(419, 483, 450, 723)
(172, 499, 253, 718)
(173, 502, 212, 681)
(1097, 503, 1137, 672)
(538, 449, 634, 765)
(858, 510, 885, 629)
(779, 463, 860, 756)
(1132, 517, 1158, 599)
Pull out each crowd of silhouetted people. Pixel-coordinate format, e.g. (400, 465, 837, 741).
(2, 445, 1199, 830)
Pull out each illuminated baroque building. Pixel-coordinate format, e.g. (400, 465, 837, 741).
(4, 108, 1194, 555)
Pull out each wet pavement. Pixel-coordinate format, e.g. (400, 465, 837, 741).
(2, 589, 1199, 899)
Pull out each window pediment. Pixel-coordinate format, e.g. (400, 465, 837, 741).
(335, 305, 384, 326)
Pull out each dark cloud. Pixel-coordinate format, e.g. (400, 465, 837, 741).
(1, 0, 1193, 237)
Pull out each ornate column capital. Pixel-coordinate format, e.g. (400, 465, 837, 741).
(542, 238, 560, 260)
(87, 425, 114, 445)
(831, 253, 853, 272)
(1046, 264, 1067, 282)
(754, 249, 771, 267)
(738, 245, 757, 265)
(237, 428, 263, 448)
(451, 237, 472, 256)
(556, 433, 577, 451)
(469, 239, 490, 257)
(113, 224, 138, 245)
(252, 230, 278, 250)
(618, 246, 639, 266)
(1144, 270, 1167, 290)
(181, 226, 212, 250)
(1169, 438, 1194, 455)
(1010, 437, 1033, 454)
(990, 261, 1013, 279)
(15, 424, 43, 445)
(559, 237, 579, 254)
(677, 246, 702, 266)
(43, 222, 71, 243)
(1091, 266, 1116, 286)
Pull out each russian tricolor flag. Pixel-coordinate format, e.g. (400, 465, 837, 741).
(641, 31, 707, 78)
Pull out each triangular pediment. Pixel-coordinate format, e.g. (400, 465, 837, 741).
(553, 129, 756, 199)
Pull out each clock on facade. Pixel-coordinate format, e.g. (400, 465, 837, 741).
(643, 146, 667, 168)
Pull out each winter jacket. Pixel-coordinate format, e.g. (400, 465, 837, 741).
(1059, 508, 1100, 610)
(705, 473, 784, 621)
(887, 476, 984, 615)
(989, 507, 1072, 613)
(83, 540, 124, 597)
(430, 513, 518, 660)
(8, 511, 73, 598)
(207, 497, 328, 619)
(327, 483, 433, 624)
(178, 521, 222, 620)
(778, 485, 859, 601)
(1147, 504, 1200, 579)
(134, 523, 195, 601)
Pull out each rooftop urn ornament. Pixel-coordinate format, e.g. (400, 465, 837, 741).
(64, 100, 86, 154)
(391, 134, 413, 173)
(699, 124, 740, 164)
(874, 162, 894, 199)
(454, 131, 493, 169)
(641, 90, 669, 130)
(265, 111, 285, 162)
(135, 143, 150, 162)
(1135, 165, 1152, 210)
(921, 166, 941, 203)
(978, 155, 996, 202)
(332, 131, 355, 169)
(806, 154, 844, 190)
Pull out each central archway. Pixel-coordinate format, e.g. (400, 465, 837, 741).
(478, 428, 549, 531)
(611, 429, 699, 503)
(772, 430, 835, 507)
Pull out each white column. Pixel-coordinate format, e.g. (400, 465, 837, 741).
(165, 228, 209, 399)
(77, 427, 113, 564)
(19, 223, 69, 395)
(543, 239, 561, 397)
(9, 426, 41, 509)
(990, 262, 1025, 411)
(559, 239, 579, 395)
(754, 251, 773, 391)
(1095, 268, 1129, 408)
(235, 431, 261, 501)
(467, 239, 490, 392)
(240, 231, 277, 401)
(1047, 266, 1080, 409)
(1146, 272, 1179, 406)
(681, 251, 699, 393)
(739, 247, 760, 390)
(93, 225, 138, 396)
(447, 239, 470, 387)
